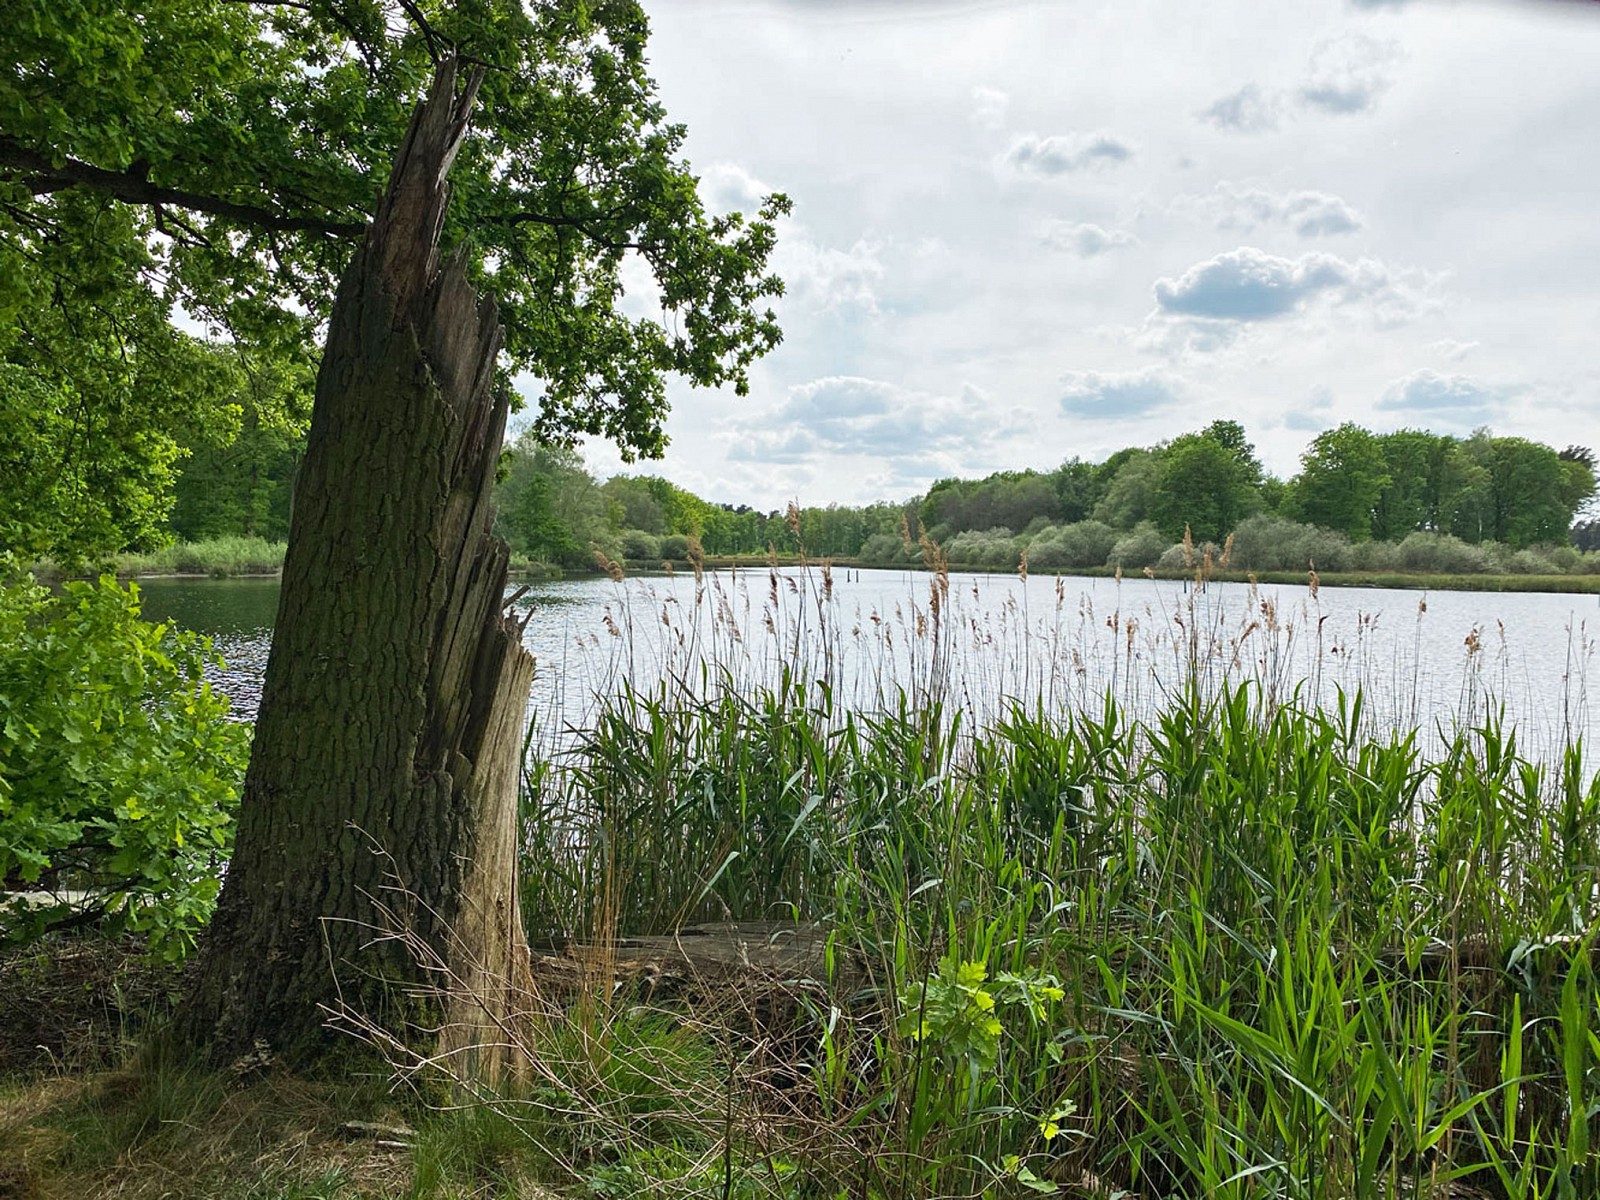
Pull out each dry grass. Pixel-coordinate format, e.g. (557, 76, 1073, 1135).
(0, 935, 563, 1199)
(0, 1068, 411, 1200)
(0, 936, 180, 1077)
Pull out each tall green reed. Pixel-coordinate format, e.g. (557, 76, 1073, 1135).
(512, 553, 1599, 1197)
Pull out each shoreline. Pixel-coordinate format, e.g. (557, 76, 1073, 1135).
(30, 558, 1600, 597)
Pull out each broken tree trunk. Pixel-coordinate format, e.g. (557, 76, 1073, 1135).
(181, 60, 536, 1079)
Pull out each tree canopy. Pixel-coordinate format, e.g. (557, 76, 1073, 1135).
(2, 0, 788, 560)
(1293, 422, 1390, 542)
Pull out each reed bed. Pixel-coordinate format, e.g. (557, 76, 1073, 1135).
(507, 557, 1600, 1199)
(113, 535, 286, 577)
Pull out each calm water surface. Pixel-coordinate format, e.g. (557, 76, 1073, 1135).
(137, 569, 1599, 757)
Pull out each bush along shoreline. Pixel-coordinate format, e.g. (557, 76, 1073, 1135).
(25, 512, 1600, 595)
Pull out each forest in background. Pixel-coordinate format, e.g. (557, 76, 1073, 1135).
(8, 325, 1595, 578)
(99, 381, 1600, 577)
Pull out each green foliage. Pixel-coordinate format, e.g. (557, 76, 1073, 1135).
(858, 529, 920, 566)
(1348, 537, 1404, 572)
(1091, 448, 1162, 530)
(1483, 435, 1575, 547)
(1373, 429, 1464, 540)
(495, 435, 617, 569)
(1228, 513, 1353, 572)
(899, 959, 1064, 1108)
(113, 535, 286, 578)
(882, 422, 1589, 574)
(1291, 421, 1390, 540)
(921, 470, 1062, 538)
(619, 529, 661, 561)
(1106, 521, 1171, 569)
(1558, 448, 1597, 521)
(523, 667, 1600, 1198)
(1395, 530, 1491, 574)
(1051, 456, 1101, 523)
(1150, 424, 1263, 543)
(898, 958, 1006, 1099)
(601, 476, 669, 536)
(534, 672, 1600, 1196)
(0, 572, 248, 956)
(944, 527, 1021, 571)
(168, 355, 312, 544)
(700, 503, 779, 557)
(1024, 520, 1117, 570)
(602, 475, 712, 539)
(3, 0, 788, 563)
(0, 355, 213, 565)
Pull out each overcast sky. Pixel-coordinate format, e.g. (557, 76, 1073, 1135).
(555, 0, 1600, 511)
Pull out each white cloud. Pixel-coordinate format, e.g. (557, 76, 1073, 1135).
(1298, 33, 1403, 115)
(775, 236, 885, 314)
(1177, 185, 1364, 237)
(1059, 367, 1189, 418)
(1002, 131, 1135, 176)
(1431, 339, 1479, 362)
(1281, 383, 1339, 431)
(731, 377, 1023, 469)
(700, 162, 886, 316)
(1040, 220, 1138, 256)
(970, 85, 1009, 129)
(1200, 84, 1282, 134)
(1376, 369, 1519, 423)
(1282, 192, 1365, 237)
(1200, 34, 1402, 138)
(698, 161, 776, 217)
(1153, 247, 1423, 324)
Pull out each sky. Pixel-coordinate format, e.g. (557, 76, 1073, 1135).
(550, 0, 1600, 511)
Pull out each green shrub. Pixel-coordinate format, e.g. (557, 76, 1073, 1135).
(620, 529, 660, 561)
(1506, 547, 1559, 575)
(1349, 538, 1402, 571)
(858, 531, 919, 565)
(0, 572, 249, 957)
(1546, 544, 1580, 573)
(1396, 531, 1490, 574)
(1228, 514, 1353, 572)
(659, 533, 691, 561)
(1105, 522, 1170, 569)
(945, 528, 1021, 571)
(1157, 541, 1197, 570)
(1026, 520, 1117, 570)
(116, 536, 286, 578)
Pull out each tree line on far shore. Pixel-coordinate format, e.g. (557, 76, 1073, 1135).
(485, 419, 1600, 577)
(15, 392, 1597, 578)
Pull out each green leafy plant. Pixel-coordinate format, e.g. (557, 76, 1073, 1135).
(899, 958, 1007, 1102)
(0, 571, 249, 956)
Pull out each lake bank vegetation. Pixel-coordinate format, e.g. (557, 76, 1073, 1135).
(7, 677, 1599, 1197)
(21, 405, 1600, 588)
(7, 4, 1595, 1195)
(506, 678, 1600, 1199)
(6, 560, 1600, 1197)
(489, 422, 1600, 587)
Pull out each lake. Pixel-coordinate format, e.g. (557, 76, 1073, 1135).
(136, 567, 1599, 758)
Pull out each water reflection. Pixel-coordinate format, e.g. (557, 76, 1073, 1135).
(137, 577, 279, 723)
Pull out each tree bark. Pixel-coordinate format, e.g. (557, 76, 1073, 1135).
(182, 60, 536, 1078)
